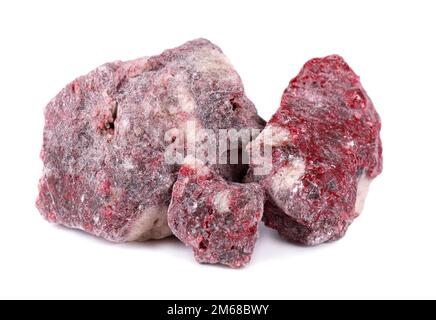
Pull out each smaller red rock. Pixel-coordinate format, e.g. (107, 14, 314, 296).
(168, 156, 264, 268)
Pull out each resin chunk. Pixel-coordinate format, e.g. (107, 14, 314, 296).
(246, 55, 382, 245)
(168, 157, 264, 268)
(36, 39, 264, 242)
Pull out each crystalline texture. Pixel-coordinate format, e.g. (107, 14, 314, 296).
(36, 39, 264, 242)
(168, 157, 264, 268)
(246, 55, 382, 245)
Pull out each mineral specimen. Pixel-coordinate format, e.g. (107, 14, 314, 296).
(168, 156, 264, 268)
(36, 39, 264, 242)
(246, 55, 382, 245)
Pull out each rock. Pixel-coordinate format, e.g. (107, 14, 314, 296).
(168, 156, 264, 268)
(36, 39, 264, 242)
(246, 55, 382, 245)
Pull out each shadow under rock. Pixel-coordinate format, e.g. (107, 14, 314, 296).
(252, 223, 331, 264)
(52, 223, 184, 248)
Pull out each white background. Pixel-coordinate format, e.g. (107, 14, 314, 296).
(1, 0, 435, 300)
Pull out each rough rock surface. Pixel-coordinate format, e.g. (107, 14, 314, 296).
(246, 55, 382, 245)
(36, 39, 264, 242)
(168, 157, 264, 268)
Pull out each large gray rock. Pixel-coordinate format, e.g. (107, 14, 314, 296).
(36, 39, 264, 242)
